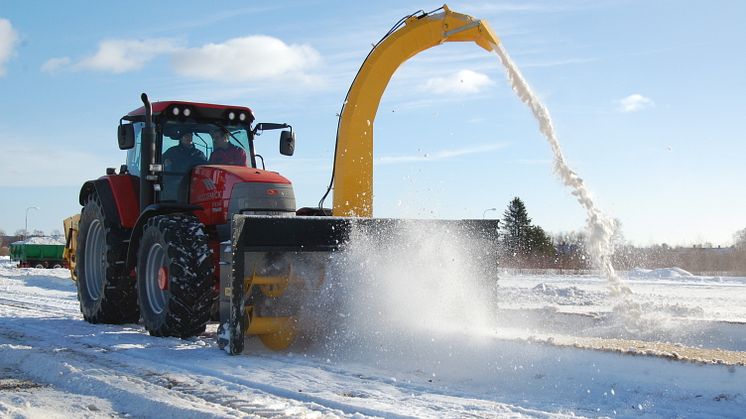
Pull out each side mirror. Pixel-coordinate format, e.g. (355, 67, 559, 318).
(279, 130, 295, 156)
(118, 123, 136, 150)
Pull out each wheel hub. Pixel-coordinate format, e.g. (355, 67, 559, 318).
(145, 243, 168, 315)
(158, 266, 169, 290)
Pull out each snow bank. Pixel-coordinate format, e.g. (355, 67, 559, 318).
(628, 267, 694, 279)
(529, 282, 596, 306)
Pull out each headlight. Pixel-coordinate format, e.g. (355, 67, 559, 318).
(239, 112, 247, 121)
(228, 111, 236, 120)
(172, 107, 180, 116)
(183, 108, 191, 117)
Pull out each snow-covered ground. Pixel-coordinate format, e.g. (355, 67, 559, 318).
(0, 264, 744, 418)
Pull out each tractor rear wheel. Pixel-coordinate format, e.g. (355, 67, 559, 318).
(137, 215, 214, 338)
(76, 194, 139, 323)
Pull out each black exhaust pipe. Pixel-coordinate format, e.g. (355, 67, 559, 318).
(140, 93, 155, 212)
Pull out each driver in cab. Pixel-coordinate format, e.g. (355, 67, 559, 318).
(162, 131, 207, 173)
(208, 129, 247, 166)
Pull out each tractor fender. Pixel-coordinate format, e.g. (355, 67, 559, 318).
(124, 203, 203, 273)
(79, 176, 140, 229)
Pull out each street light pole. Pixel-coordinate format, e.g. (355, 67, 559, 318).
(482, 207, 497, 219)
(25, 206, 40, 240)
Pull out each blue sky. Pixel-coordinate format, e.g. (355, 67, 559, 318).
(0, 0, 744, 246)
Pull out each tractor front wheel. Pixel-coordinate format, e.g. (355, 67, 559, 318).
(137, 215, 214, 338)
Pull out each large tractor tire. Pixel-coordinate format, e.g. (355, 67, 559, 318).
(137, 214, 214, 338)
(76, 194, 139, 323)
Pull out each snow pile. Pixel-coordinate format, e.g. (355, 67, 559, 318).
(12, 236, 66, 245)
(0, 256, 11, 267)
(531, 283, 594, 306)
(628, 267, 694, 279)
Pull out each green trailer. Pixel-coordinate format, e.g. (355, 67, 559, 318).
(9, 240, 66, 269)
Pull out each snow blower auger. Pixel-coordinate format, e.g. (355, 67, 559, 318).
(217, 215, 499, 354)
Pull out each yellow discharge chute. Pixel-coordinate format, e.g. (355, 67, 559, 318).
(332, 5, 501, 217)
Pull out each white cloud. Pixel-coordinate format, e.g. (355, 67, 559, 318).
(41, 38, 178, 74)
(377, 143, 506, 166)
(40, 57, 71, 74)
(171, 35, 321, 82)
(40, 35, 322, 84)
(422, 69, 495, 95)
(75, 38, 179, 73)
(617, 93, 654, 113)
(0, 18, 19, 76)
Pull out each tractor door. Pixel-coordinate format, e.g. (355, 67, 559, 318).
(160, 122, 211, 202)
(125, 122, 144, 177)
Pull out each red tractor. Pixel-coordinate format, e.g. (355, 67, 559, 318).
(75, 93, 297, 338)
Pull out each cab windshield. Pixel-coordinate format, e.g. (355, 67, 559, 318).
(161, 121, 252, 167)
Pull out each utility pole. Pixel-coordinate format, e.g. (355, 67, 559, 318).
(25, 206, 39, 240)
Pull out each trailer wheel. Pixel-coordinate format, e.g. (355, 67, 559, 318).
(137, 215, 214, 338)
(76, 194, 139, 323)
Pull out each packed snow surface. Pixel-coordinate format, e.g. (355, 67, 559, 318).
(1, 265, 744, 418)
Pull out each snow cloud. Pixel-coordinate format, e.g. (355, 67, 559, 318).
(0, 18, 19, 76)
(617, 93, 654, 112)
(422, 70, 495, 95)
(171, 35, 321, 82)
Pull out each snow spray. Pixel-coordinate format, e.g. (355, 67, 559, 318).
(302, 220, 499, 366)
(492, 42, 646, 329)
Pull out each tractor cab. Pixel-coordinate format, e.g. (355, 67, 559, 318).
(118, 101, 295, 204)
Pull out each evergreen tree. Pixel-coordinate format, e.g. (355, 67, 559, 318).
(526, 225, 554, 258)
(501, 197, 531, 256)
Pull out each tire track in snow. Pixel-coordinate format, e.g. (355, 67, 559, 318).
(0, 284, 559, 418)
(0, 296, 75, 318)
(0, 321, 348, 418)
